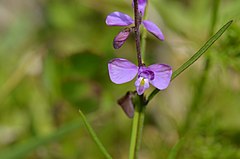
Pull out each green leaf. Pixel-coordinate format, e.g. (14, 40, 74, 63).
(147, 20, 233, 103)
(79, 109, 112, 159)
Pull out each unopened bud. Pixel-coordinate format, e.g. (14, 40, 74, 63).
(117, 91, 136, 118)
(113, 28, 131, 49)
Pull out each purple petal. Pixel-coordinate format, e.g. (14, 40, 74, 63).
(113, 28, 131, 49)
(148, 64, 172, 90)
(132, 0, 147, 15)
(106, 12, 134, 26)
(143, 20, 164, 40)
(108, 58, 138, 84)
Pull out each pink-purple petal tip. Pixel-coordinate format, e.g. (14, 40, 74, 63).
(106, 12, 134, 26)
(143, 20, 164, 41)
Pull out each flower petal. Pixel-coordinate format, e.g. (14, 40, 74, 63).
(106, 12, 134, 26)
(148, 64, 172, 90)
(142, 20, 164, 40)
(108, 58, 138, 84)
(113, 28, 131, 49)
(132, 0, 147, 15)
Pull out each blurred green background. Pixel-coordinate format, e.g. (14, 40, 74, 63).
(0, 0, 240, 158)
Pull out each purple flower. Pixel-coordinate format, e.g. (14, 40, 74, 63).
(108, 58, 172, 95)
(106, 0, 164, 49)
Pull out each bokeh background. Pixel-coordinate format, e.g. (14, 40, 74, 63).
(0, 0, 240, 158)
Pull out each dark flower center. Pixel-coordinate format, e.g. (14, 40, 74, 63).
(139, 69, 154, 81)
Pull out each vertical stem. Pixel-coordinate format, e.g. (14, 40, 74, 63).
(133, 0, 143, 67)
(129, 96, 146, 159)
(129, 1, 146, 159)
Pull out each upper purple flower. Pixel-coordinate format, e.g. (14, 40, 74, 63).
(108, 58, 172, 95)
(106, 0, 164, 41)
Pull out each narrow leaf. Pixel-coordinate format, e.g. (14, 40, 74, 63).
(147, 20, 233, 102)
(79, 109, 112, 159)
(0, 120, 82, 159)
(167, 138, 185, 159)
(171, 20, 233, 80)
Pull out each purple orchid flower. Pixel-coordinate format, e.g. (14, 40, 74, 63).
(106, 0, 164, 49)
(108, 58, 172, 95)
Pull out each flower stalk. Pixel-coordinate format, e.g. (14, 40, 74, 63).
(129, 0, 145, 158)
(129, 95, 146, 159)
(133, 0, 143, 67)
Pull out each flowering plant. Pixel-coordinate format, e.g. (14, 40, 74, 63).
(78, 0, 232, 158)
(106, 1, 173, 156)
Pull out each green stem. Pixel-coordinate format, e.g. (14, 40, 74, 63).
(129, 96, 146, 159)
(129, 0, 147, 158)
(141, 3, 148, 61)
(141, 27, 147, 62)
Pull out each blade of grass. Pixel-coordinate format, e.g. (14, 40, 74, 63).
(167, 138, 185, 159)
(0, 120, 82, 159)
(180, 0, 221, 135)
(209, 0, 221, 36)
(79, 109, 112, 159)
(147, 20, 233, 103)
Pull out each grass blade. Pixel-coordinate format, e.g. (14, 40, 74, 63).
(79, 109, 112, 159)
(147, 20, 233, 102)
(171, 20, 233, 80)
(0, 120, 82, 159)
(167, 138, 185, 159)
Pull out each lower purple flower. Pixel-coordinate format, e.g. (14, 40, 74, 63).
(108, 58, 172, 95)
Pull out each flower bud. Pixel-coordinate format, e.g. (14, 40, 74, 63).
(113, 28, 131, 49)
(117, 91, 136, 118)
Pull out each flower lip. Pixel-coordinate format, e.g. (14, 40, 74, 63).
(135, 76, 150, 95)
